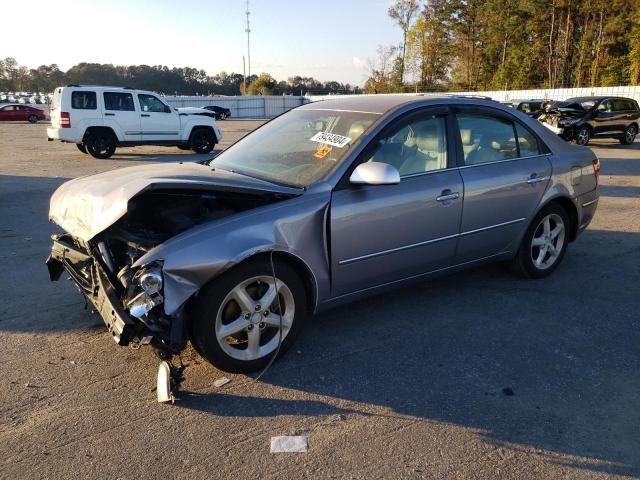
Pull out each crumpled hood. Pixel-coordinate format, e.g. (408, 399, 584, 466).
(49, 162, 300, 241)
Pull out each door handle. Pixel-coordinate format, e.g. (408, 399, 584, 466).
(527, 174, 547, 185)
(141, 114, 150, 117)
(436, 190, 460, 202)
(104, 113, 115, 116)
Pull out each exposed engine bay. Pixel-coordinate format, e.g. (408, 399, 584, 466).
(47, 187, 288, 355)
(101, 189, 281, 272)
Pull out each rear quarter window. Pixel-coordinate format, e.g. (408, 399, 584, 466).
(71, 91, 97, 110)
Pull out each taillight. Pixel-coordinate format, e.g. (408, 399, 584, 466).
(592, 158, 600, 185)
(60, 111, 70, 128)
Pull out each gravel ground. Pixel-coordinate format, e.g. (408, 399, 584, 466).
(0, 120, 639, 479)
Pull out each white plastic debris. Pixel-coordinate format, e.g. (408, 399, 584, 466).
(270, 436, 308, 453)
(213, 377, 231, 388)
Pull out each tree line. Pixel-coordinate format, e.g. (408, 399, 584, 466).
(0, 58, 362, 96)
(366, 0, 640, 93)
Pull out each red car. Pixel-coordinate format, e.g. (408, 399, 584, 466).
(0, 104, 46, 123)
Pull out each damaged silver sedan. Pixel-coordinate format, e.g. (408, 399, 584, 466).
(47, 95, 599, 375)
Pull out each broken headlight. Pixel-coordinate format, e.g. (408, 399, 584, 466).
(127, 262, 164, 319)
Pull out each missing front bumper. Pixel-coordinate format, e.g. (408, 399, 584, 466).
(46, 234, 136, 345)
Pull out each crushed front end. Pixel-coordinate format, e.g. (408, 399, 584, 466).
(46, 232, 183, 353)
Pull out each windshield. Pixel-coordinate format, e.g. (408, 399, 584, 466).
(212, 109, 379, 187)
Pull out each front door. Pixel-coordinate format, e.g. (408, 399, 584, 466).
(102, 91, 140, 142)
(452, 107, 552, 263)
(330, 109, 463, 297)
(137, 93, 180, 142)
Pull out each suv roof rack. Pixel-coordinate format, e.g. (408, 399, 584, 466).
(65, 84, 134, 89)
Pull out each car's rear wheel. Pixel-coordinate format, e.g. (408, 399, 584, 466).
(188, 259, 307, 373)
(27, 115, 37, 123)
(620, 125, 637, 145)
(574, 125, 590, 146)
(190, 128, 216, 154)
(76, 143, 87, 154)
(512, 204, 569, 279)
(85, 131, 116, 159)
(220, 113, 227, 120)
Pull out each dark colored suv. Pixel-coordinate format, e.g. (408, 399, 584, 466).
(513, 99, 546, 117)
(537, 96, 639, 146)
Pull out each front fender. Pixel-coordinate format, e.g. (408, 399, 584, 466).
(134, 191, 331, 316)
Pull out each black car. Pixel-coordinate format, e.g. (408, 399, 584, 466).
(513, 99, 546, 117)
(537, 96, 639, 146)
(203, 105, 231, 120)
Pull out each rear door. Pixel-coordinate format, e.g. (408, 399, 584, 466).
(0, 105, 17, 120)
(103, 91, 140, 142)
(330, 107, 464, 296)
(452, 107, 552, 263)
(592, 99, 619, 134)
(137, 93, 180, 141)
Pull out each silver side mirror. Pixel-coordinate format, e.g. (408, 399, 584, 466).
(350, 162, 400, 186)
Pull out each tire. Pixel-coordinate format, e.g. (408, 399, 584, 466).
(27, 115, 37, 123)
(188, 258, 307, 373)
(76, 143, 87, 154)
(220, 113, 227, 120)
(190, 128, 216, 154)
(512, 203, 570, 279)
(85, 130, 116, 159)
(574, 125, 590, 146)
(620, 124, 637, 145)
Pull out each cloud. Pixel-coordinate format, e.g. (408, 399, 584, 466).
(352, 57, 367, 68)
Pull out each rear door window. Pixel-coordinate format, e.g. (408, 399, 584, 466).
(104, 92, 135, 111)
(514, 123, 542, 157)
(455, 113, 517, 165)
(71, 91, 97, 110)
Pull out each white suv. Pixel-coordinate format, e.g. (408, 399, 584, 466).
(47, 85, 222, 159)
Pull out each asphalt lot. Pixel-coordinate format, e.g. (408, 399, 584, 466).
(0, 119, 639, 479)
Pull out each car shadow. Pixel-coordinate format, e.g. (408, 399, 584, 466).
(107, 151, 220, 163)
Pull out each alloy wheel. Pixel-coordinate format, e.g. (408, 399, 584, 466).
(626, 126, 637, 144)
(530, 213, 566, 270)
(214, 275, 295, 361)
(576, 127, 590, 146)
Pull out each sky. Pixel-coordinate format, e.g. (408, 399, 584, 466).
(1, 0, 401, 86)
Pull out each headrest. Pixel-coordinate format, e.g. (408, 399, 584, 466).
(415, 124, 440, 152)
(460, 128, 472, 145)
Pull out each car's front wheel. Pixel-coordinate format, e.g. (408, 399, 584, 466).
(620, 124, 637, 145)
(190, 128, 216, 154)
(512, 204, 569, 278)
(85, 131, 116, 159)
(188, 259, 307, 373)
(27, 115, 38, 123)
(574, 125, 590, 146)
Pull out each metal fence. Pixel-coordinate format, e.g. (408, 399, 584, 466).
(163, 95, 309, 118)
(307, 85, 640, 103)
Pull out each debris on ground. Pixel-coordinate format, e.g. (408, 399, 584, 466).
(270, 436, 308, 453)
(213, 377, 230, 388)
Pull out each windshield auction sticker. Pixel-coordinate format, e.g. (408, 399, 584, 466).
(310, 132, 352, 148)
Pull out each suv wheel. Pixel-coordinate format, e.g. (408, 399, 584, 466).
(188, 259, 307, 373)
(190, 128, 216, 154)
(85, 131, 116, 159)
(512, 204, 569, 279)
(27, 115, 38, 123)
(76, 143, 87, 154)
(620, 125, 637, 145)
(575, 126, 590, 146)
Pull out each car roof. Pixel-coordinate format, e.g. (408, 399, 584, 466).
(298, 94, 507, 115)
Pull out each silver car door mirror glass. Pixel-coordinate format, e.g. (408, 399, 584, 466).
(350, 162, 400, 186)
